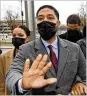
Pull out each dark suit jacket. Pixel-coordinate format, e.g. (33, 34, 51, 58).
(6, 37, 86, 95)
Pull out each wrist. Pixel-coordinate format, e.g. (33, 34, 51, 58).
(21, 79, 31, 90)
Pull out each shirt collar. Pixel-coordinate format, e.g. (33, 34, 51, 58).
(41, 37, 58, 49)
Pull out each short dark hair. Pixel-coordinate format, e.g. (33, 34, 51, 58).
(67, 14, 81, 25)
(36, 5, 59, 20)
(18, 25, 30, 36)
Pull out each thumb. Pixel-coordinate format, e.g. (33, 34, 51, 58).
(24, 59, 30, 72)
(46, 78, 57, 85)
(71, 90, 74, 95)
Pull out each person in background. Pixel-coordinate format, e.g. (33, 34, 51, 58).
(0, 25, 30, 95)
(6, 5, 86, 95)
(59, 14, 83, 42)
(77, 25, 86, 58)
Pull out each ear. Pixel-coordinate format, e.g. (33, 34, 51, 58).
(25, 36, 30, 43)
(56, 20, 61, 28)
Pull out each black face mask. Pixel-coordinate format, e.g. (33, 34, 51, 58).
(12, 37, 25, 49)
(37, 21, 57, 40)
(67, 29, 81, 42)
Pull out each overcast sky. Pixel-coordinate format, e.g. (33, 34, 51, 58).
(34, 1, 86, 24)
(0, 1, 86, 25)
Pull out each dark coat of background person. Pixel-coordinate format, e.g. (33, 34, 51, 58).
(59, 30, 83, 43)
(77, 26, 86, 58)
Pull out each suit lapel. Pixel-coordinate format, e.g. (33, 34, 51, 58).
(57, 38, 69, 81)
(34, 38, 56, 77)
(33, 37, 69, 92)
(34, 38, 69, 79)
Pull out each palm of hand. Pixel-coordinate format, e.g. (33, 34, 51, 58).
(22, 69, 47, 89)
(22, 54, 57, 90)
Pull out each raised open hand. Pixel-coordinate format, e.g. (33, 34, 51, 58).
(21, 54, 57, 90)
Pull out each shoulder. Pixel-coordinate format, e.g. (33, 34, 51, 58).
(77, 38, 86, 44)
(59, 32, 67, 38)
(18, 39, 40, 56)
(20, 39, 39, 49)
(59, 37, 80, 52)
(1, 49, 14, 58)
(60, 37, 79, 47)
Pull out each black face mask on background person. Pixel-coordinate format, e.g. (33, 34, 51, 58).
(37, 21, 57, 40)
(12, 37, 25, 49)
(67, 29, 81, 42)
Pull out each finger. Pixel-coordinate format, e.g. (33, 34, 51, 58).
(74, 90, 77, 95)
(75, 86, 81, 95)
(38, 54, 48, 70)
(40, 78, 57, 87)
(39, 62, 52, 75)
(79, 85, 86, 95)
(46, 78, 57, 85)
(72, 87, 77, 95)
(24, 59, 30, 72)
(71, 90, 74, 95)
(79, 86, 84, 95)
(42, 62, 52, 74)
(31, 54, 42, 69)
(83, 86, 87, 94)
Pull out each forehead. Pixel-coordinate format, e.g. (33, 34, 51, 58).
(13, 28, 25, 34)
(38, 8, 56, 16)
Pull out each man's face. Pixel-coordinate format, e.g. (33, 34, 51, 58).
(37, 8, 60, 28)
(67, 23, 80, 30)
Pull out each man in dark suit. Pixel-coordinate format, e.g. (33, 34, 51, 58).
(6, 5, 86, 95)
(59, 14, 83, 42)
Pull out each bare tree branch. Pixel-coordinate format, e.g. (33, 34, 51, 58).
(4, 7, 20, 31)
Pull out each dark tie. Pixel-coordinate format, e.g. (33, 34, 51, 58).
(48, 45, 57, 69)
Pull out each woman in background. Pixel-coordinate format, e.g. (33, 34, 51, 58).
(0, 25, 30, 95)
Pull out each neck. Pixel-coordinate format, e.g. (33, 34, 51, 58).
(45, 35, 57, 44)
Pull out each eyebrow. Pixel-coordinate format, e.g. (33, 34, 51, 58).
(47, 14, 54, 16)
(38, 15, 44, 17)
